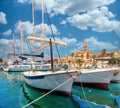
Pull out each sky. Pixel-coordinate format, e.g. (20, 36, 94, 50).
(0, 0, 120, 60)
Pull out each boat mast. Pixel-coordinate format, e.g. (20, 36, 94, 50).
(32, 0, 35, 61)
(32, 0, 35, 38)
(20, 22, 24, 54)
(41, 0, 45, 62)
(50, 39, 54, 71)
(27, 37, 67, 72)
(42, 0, 45, 39)
(12, 33, 16, 61)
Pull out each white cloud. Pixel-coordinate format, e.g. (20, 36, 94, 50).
(60, 20, 67, 25)
(47, 0, 115, 16)
(0, 36, 118, 59)
(61, 37, 77, 44)
(15, 21, 60, 37)
(0, 39, 11, 59)
(60, 36, 117, 55)
(2, 29, 12, 36)
(17, 0, 31, 4)
(35, 23, 60, 37)
(0, 12, 7, 24)
(15, 21, 33, 36)
(0, 38, 31, 59)
(50, 37, 78, 56)
(67, 6, 119, 34)
(16, 0, 115, 16)
(115, 22, 120, 38)
(0, 38, 10, 45)
(86, 37, 117, 52)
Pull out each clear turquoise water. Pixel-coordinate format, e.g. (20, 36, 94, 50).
(0, 70, 120, 108)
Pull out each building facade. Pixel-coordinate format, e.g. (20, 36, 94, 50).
(58, 39, 120, 69)
(58, 39, 96, 68)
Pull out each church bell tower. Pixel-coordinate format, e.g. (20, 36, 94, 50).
(82, 39, 88, 51)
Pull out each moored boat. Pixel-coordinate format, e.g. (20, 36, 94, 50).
(4, 63, 52, 72)
(22, 37, 81, 96)
(22, 0, 81, 97)
(23, 69, 80, 97)
(74, 68, 119, 90)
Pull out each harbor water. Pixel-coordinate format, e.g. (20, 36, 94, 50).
(0, 70, 120, 108)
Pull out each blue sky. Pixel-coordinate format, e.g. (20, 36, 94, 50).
(0, 0, 120, 59)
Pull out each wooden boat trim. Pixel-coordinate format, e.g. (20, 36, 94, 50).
(27, 36, 67, 46)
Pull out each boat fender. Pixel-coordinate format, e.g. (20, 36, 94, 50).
(72, 75, 78, 79)
(113, 70, 119, 76)
(72, 71, 80, 79)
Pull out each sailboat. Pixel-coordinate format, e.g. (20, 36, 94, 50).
(73, 39, 120, 90)
(74, 68, 119, 90)
(4, 0, 51, 72)
(23, 38, 80, 96)
(23, 0, 80, 96)
(3, 23, 48, 72)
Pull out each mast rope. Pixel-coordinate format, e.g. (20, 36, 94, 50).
(45, 4, 63, 64)
(22, 71, 80, 108)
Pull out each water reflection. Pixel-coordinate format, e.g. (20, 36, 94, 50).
(1, 71, 120, 108)
(23, 83, 79, 108)
(72, 86, 117, 108)
(109, 81, 120, 96)
(0, 71, 28, 108)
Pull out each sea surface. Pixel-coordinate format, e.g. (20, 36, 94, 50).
(0, 70, 120, 108)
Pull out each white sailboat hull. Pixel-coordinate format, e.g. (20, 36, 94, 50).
(4, 64, 52, 72)
(23, 70, 79, 96)
(4, 65, 31, 72)
(74, 68, 119, 90)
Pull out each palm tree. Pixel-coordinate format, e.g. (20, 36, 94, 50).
(68, 59, 71, 67)
(76, 59, 83, 69)
(71, 53, 74, 57)
(109, 52, 116, 66)
(92, 54, 96, 64)
(71, 52, 74, 64)
(0, 58, 3, 63)
(101, 49, 106, 55)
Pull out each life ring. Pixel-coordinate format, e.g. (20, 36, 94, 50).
(113, 70, 119, 76)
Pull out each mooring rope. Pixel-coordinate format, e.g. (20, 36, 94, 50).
(22, 71, 80, 108)
(79, 74, 92, 108)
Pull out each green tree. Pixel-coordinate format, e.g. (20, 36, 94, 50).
(0, 58, 3, 63)
(71, 52, 74, 64)
(110, 52, 114, 58)
(68, 59, 71, 67)
(71, 53, 74, 57)
(101, 49, 106, 55)
(76, 59, 83, 68)
(92, 54, 96, 64)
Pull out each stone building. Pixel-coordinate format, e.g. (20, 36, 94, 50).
(58, 39, 96, 68)
(114, 50, 120, 58)
(58, 39, 120, 69)
(96, 50, 120, 68)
